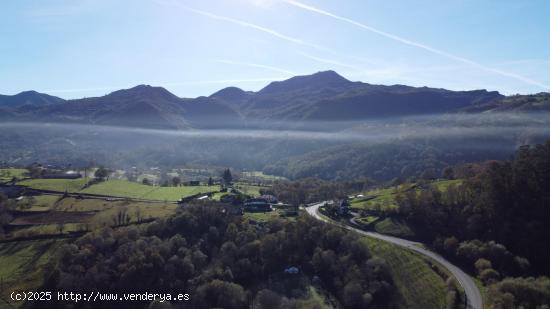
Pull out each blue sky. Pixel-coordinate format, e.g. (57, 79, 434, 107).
(1, 0, 549, 99)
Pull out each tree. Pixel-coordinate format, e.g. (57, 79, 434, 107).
(208, 177, 213, 186)
(222, 169, 233, 185)
(172, 176, 181, 187)
(442, 167, 455, 180)
(142, 178, 151, 185)
(94, 167, 110, 181)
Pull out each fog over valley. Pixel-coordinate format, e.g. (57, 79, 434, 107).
(2, 110, 549, 180)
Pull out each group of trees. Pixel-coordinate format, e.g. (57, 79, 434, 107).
(0, 193, 13, 237)
(264, 138, 512, 181)
(396, 141, 550, 308)
(270, 178, 372, 206)
(41, 203, 396, 308)
(94, 167, 111, 181)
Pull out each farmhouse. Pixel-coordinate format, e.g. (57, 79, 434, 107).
(243, 198, 272, 212)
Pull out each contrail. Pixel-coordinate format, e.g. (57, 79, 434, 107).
(283, 0, 550, 90)
(216, 59, 297, 75)
(156, 0, 319, 49)
(154, 0, 360, 64)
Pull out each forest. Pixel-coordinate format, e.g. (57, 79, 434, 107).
(37, 203, 396, 309)
(395, 141, 550, 308)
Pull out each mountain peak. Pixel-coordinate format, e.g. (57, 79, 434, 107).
(259, 70, 352, 95)
(310, 70, 349, 81)
(210, 86, 250, 102)
(107, 84, 181, 102)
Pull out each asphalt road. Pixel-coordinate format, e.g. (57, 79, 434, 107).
(306, 203, 483, 309)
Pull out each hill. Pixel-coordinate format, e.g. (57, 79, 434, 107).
(463, 92, 550, 112)
(0, 90, 65, 107)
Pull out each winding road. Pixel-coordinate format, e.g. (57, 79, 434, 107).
(306, 203, 483, 309)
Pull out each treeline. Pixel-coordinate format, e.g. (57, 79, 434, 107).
(396, 141, 550, 308)
(39, 203, 395, 308)
(264, 138, 514, 181)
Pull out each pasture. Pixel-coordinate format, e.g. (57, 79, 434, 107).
(351, 179, 464, 211)
(80, 180, 214, 201)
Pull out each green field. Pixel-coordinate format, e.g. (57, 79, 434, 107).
(81, 180, 214, 201)
(430, 179, 464, 191)
(17, 195, 60, 211)
(234, 183, 265, 196)
(0, 168, 27, 181)
(18, 178, 90, 192)
(365, 237, 447, 309)
(351, 184, 414, 210)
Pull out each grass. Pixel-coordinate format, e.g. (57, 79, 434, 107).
(12, 223, 83, 237)
(234, 183, 264, 196)
(90, 202, 176, 228)
(23, 195, 60, 211)
(374, 217, 416, 238)
(351, 184, 412, 210)
(351, 179, 464, 211)
(430, 179, 464, 191)
(298, 286, 332, 308)
(0, 239, 66, 302)
(365, 237, 447, 309)
(80, 179, 214, 201)
(80, 179, 157, 198)
(10, 196, 178, 238)
(473, 278, 488, 307)
(243, 210, 281, 222)
(52, 197, 177, 224)
(0, 168, 27, 181)
(18, 178, 90, 193)
(241, 171, 287, 181)
(355, 215, 379, 225)
(143, 186, 212, 201)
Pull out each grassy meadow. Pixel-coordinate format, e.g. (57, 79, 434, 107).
(351, 179, 464, 211)
(365, 237, 448, 309)
(0, 168, 27, 181)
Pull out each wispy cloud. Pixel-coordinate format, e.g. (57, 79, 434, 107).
(283, 0, 550, 90)
(300, 53, 362, 71)
(215, 59, 297, 75)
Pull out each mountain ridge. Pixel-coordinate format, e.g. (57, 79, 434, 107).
(0, 70, 508, 129)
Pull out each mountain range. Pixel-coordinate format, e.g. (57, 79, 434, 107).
(3, 70, 544, 130)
